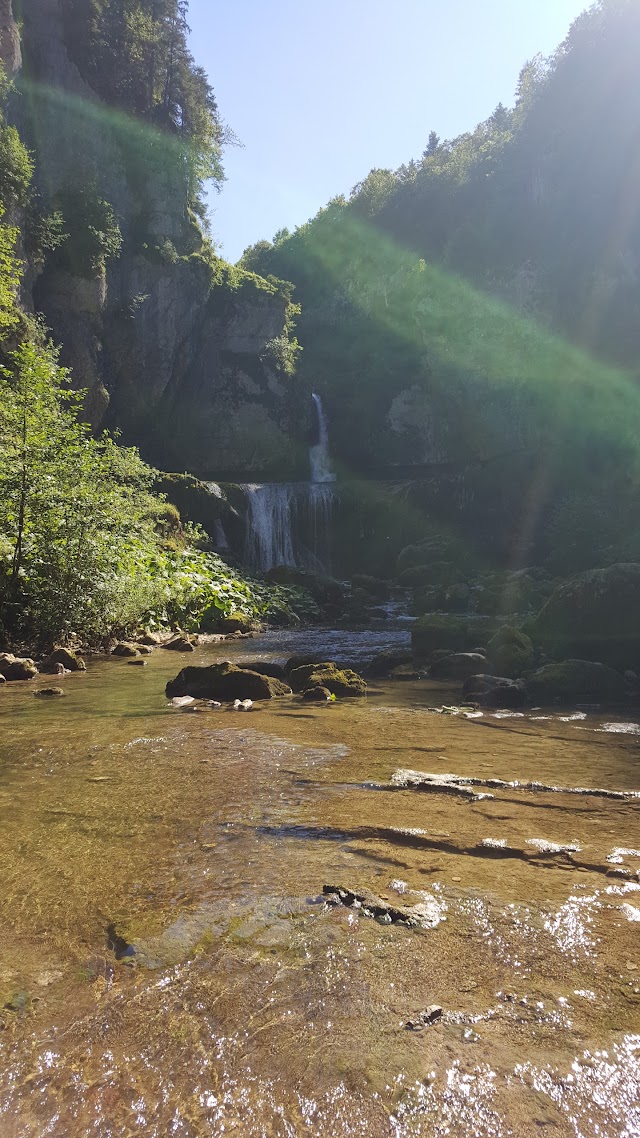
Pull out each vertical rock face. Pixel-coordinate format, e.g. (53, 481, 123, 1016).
(13, 0, 307, 478)
(0, 0, 21, 77)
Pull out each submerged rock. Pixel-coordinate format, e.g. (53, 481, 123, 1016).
(166, 662, 292, 702)
(462, 674, 527, 707)
(527, 659, 625, 703)
(323, 884, 422, 927)
(39, 647, 86, 674)
(34, 687, 65, 698)
(288, 662, 366, 697)
(302, 685, 334, 702)
(405, 1005, 444, 1031)
(0, 654, 38, 681)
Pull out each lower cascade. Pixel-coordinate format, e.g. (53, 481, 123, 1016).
(241, 482, 334, 573)
(241, 393, 336, 573)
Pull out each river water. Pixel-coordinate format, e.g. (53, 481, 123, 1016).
(0, 630, 639, 1137)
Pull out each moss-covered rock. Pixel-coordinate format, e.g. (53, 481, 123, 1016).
(364, 649, 414, 677)
(527, 660, 625, 704)
(350, 574, 391, 600)
(397, 562, 465, 589)
(430, 652, 488, 680)
(202, 611, 256, 634)
(39, 647, 86, 673)
(486, 626, 534, 678)
(111, 642, 140, 657)
(411, 615, 495, 659)
(528, 564, 640, 669)
(165, 662, 292, 701)
(0, 654, 38, 681)
(155, 473, 237, 543)
(302, 685, 334, 702)
(288, 662, 367, 697)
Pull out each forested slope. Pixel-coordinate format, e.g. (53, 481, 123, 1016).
(241, 0, 640, 570)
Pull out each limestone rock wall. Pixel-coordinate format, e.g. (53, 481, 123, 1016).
(12, 0, 307, 478)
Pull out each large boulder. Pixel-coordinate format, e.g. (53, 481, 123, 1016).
(462, 674, 527, 708)
(397, 562, 465, 589)
(473, 570, 554, 617)
(288, 662, 367, 697)
(236, 660, 286, 679)
(364, 649, 414, 677)
(485, 626, 534, 678)
(39, 647, 86, 674)
(527, 660, 625, 704)
(166, 662, 292, 702)
(112, 642, 140, 657)
(0, 654, 38, 681)
(430, 653, 488, 680)
(528, 564, 640, 670)
(350, 574, 391, 601)
(412, 615, 495, 659)
(201, 611, 256, 634)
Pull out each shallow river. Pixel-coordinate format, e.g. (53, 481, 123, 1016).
(0, 629, 639, 1137)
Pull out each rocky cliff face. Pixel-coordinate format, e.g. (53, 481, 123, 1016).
(7, 0, 307, 478)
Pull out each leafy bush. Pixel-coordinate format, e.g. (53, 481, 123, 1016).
(141, 547, 320, 633)
(53, 183, 122, 277)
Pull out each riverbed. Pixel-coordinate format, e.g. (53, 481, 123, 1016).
(0, 630, 639, 1137)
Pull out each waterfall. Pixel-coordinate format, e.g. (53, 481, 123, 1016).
(242, 483, 298, 571)
(240, 395, 336, 572)
(310, 393, 336, 483)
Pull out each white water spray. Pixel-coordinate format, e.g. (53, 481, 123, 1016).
(310, 392, 336, 483)
(241, 394, 336, 571)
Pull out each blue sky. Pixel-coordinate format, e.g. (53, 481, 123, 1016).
(188, 0, 588, 263)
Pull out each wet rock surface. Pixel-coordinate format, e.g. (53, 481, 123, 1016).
(0, 653, 38, 681)
(39, 648, 86, 674)
(165, 661, 292, 701)
(111, 642, 140, 658)
(527, 659, 626, 703)
(462, 673, 527, 707)
(430, 652, 488, 680)
(288, 661, 367, 696)
(161, 636, 197, 652)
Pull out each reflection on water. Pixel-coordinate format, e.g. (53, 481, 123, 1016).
(0, 630, 638, 1137)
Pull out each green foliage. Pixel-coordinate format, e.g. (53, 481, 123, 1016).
(243, 0, 640, 564)
(0, 206, 22, 332)
(61, 0, 228, 206)
(53, 183, 123, 277)
(0, 341, 165, 644)
(0, 124, 34, 211)
(0, 61, 34, 211)
(140, 547, 320, 632)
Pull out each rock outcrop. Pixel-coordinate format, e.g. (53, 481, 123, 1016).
(12, 0, 308, 478)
